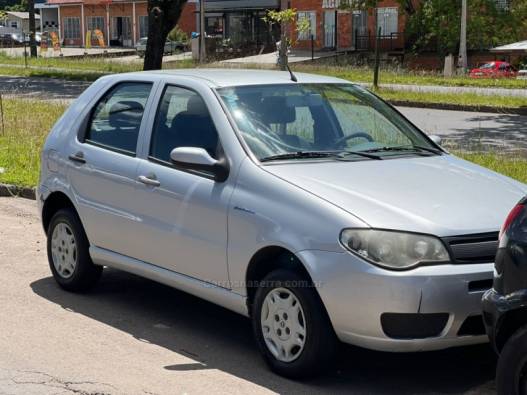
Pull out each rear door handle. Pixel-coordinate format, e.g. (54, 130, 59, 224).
(138, 174, 161, 187)
(68, 151, 86, 164)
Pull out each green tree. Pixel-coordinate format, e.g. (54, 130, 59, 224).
(405, 0, 521, 57)
(263, 8, 309, 70)
(5, 0, 27, 11)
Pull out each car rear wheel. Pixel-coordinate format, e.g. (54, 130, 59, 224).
(47, 208, 102, 292)
(252, 269, 337, 379)
(497, 325, 527, 395)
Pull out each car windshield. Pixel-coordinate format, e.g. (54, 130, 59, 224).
(480, 63, 495, 69)
(217, 83, 439, 161)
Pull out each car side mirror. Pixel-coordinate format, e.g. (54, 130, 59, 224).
(429, 135, 442, 146)
(170, 147, 229, 182)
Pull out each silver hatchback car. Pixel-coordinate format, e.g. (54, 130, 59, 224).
(38, 69, 527, 378)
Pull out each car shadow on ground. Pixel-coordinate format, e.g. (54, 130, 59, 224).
(31, 269, 496, 394)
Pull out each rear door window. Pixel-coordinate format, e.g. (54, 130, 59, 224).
(85, 82, 152, 155)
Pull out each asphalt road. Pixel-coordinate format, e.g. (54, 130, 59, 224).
(0, 197, 497, 394)
(2, 76, 526, 152)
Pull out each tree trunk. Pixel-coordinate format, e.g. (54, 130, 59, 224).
(27, 0, 37, 58)
(143, 0, 187, 71)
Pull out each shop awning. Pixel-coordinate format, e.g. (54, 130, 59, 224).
(491, 40, 527, 53)
(203, 0, 280, 10)
(46, 0, 112, 4)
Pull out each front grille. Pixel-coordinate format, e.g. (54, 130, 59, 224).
(442, 232, 499, 264)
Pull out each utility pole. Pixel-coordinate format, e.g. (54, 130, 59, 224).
(199, 0, 206, 63)
(457, 0, 467, 74)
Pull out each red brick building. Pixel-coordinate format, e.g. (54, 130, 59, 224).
(291, 0, 406, 51)
(40, 0, 406, 52)
(43, 0, 197, 47)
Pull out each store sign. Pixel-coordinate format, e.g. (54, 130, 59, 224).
(322, 0, 341, 8)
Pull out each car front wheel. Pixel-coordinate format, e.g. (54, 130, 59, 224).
(252, 269, 337, 379)
(497, 325, 527, 395)
(47, 208, 102, 292)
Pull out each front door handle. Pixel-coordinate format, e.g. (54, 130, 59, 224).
(138, 174, 161, 187)
(68, 151, 86, 164)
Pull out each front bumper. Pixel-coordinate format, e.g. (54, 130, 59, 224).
(297, 250, 493, 352)
(482, 288, 527, 352)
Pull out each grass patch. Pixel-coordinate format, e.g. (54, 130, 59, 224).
(0, 65, 107, 81)
(293, 65, 527, 90)
(0, 54, 195, 81)
(1, 51, 526, 90)
(457, 152, 527, 184)
(0, 99, 526, 188)
(375, 88, 527, 110)
(0, 52, 141, 73)
(0, 99, 67, 187)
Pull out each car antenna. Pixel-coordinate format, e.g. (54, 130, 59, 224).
(286, 64, 298, 82)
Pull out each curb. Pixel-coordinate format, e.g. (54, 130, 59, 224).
(387, 100, 527, 115)
(0, 184, 36, 200)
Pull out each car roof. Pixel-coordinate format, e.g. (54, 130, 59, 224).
(123, 68, 350, 88)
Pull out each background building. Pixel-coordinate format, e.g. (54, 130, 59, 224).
(1, 11, 41, 33)
(37, 0, 196, 47)
(291, 0, 405, 52)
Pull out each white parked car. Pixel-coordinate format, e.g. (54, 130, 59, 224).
(38, 69, 527, 378)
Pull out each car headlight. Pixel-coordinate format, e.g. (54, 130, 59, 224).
(340, 229, 450, 270)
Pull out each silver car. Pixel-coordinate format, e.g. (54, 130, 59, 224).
(38, 69, 527, 378)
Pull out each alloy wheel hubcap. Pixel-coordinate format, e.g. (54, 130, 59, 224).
(260, 288, 306, 362)
(51, 222, 77, 279)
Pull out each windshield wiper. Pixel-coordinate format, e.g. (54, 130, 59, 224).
(362, 145, 442, 155)
(260, 151, 337, 162)
(336, 150, 383, 160)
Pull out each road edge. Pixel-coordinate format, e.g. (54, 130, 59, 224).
(0, 183, 36, 200)
(387, 100, 527, 115)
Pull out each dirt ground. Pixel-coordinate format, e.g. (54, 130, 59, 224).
(0, 197, 497, 394)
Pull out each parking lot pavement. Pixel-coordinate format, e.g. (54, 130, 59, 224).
(0, 196, 497, 394)
(399, 106, 527, 152)
(0, 76, 90, 102)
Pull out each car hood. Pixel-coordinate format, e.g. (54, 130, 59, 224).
(265, 155, 527, 236)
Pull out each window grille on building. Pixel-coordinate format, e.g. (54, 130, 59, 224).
(139, 15, 148, 38)
(87, 16, 105, 34)
(297, 11, 316, 40)
(64, 17, 81, 39)
(376, 7, 398, 35)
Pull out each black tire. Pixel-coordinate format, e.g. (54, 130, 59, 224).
(252, 269, 338, 379)
(47, 208, 102, 292)
(497, 325, 527, 395)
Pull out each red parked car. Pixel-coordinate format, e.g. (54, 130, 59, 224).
(469, 61, 518, 78)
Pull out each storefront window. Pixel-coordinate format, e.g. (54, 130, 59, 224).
(206, 16, 223, 37)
